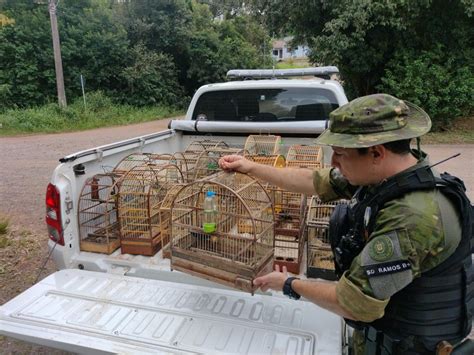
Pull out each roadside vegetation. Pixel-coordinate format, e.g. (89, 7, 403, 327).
(0, 91, 182, 135)
(1, 1, 472, 134)
(0, 0, 472, 138)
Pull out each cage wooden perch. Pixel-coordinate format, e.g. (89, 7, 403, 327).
(169, 171, 275, 293)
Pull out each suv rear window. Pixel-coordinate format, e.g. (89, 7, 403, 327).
(192, 88, 339, 122)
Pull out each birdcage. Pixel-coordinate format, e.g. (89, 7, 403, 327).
(273, 190, 307, 274)
(244, 135, 282, 155)
(286, 144, 324, 169)
(78, 173, 121, 254)
(168, 151, 196, 182)
(246, 154, 286, 168)
(118, 163, 184, 256)
(113, 153, 153, 175)
(185, 139, 229, 153)
(159, 183, 187, 259)
(147, 153, 175, 165)
(169, 171, 275, 293)
(306, 196, 348, 280)
(192, 147, 244, 181)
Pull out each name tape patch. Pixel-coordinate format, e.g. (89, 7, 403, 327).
(363, 260, 412, 277)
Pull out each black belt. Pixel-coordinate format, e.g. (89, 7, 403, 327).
(363, 326, 402, 355)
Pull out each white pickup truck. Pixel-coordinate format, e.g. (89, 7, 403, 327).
(0, 67, 351, 354)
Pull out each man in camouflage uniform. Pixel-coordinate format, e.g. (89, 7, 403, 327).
(219, 94, 473, 354)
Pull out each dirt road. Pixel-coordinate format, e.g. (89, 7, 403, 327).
(0, 120, 472, 353)
(0, 119, 172, 233)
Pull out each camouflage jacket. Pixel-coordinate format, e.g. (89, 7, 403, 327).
(312, 158, 462, 322)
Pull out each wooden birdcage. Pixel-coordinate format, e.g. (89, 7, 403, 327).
(78, 173, 121, 254)
(147, 153, 175, 165)
(118, 163, 184, 256)
(113, 153, 153, 175)
(244, 135, 282, 155)
(185, 140, 228, 153)
(273, 190, 307, 274)
(169, 171, 275, 293)
(246, 154, 286, 168)
(306, 196, 348, 280)
(170, 151, 201, 183)
(159, 183, 187, 259)
(286, 145, 324, 169)
(192, 147, 244, 181)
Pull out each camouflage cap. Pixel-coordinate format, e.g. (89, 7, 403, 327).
(315, 94, 431, 148)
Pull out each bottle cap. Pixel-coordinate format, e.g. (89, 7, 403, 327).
(206, 190, 215, 197)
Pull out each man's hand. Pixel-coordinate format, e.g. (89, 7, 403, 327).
(218, 155, 253, 173)
(253, 264, 288, 292)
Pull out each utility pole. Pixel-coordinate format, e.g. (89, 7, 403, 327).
(48, 0, 67, 107)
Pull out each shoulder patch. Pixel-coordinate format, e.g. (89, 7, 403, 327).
(360, 230, 414, 299)
(368, 235, 394, 261)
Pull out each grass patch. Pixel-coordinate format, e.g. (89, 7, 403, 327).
(0, 235, 10, 249)
(275, 58, 311, 69)
(0, 91, 184, 135)
(0, 216, 9, 235)
(423, 117, 474, 144)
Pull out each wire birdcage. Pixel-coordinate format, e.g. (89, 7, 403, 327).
(185, 140, 228, 153)
(306, 196, 349, 280)
(246, 154, 286, 168)
(286, 145, 324, 169)
(192, 147, 244, 181)
(118, 163, 184, 256)
(169, 171, 275, 293)
(159, 183, 187, 259)
(113, 153, 153, 176)
(171, 151, 201, 183)
(78, 173, 121, 254)
(273, 190, 307, 274)
(147, 153, 175, 165)
(244, 135, 282, 155)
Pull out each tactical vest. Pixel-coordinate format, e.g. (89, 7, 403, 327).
(329, 166, 474, 351)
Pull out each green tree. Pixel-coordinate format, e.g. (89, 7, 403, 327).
(59, 0, 130, 100)
(247, 0, 474, 126)
(0, 0, 130, 108)
(120, 43, 183, 106)
(0, 4, 55, 108)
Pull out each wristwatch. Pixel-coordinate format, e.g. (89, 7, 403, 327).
(282, 277, 301, 300)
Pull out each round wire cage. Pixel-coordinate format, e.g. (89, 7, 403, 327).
(286, 144, 324, 169)
(245, 154, 286, 168)
(185, 140, 229, 153)
(78, 173, 121, 254)
(244, 135, 282, 155)
(170, 151, 200, 183)
(118, 163, 184, 256)
(113, 153, 153, 176)
(169, 171, 275, 293)
(192, 147, 244, 181)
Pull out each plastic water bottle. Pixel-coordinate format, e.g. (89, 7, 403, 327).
(203, 190, 217, 233)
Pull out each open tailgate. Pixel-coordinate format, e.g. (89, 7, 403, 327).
(0, 270, 343, 354)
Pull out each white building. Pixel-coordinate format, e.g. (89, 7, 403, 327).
(271, 36, 309, 61)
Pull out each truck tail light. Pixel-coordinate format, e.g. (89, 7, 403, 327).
(46, 183, 64, 246)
